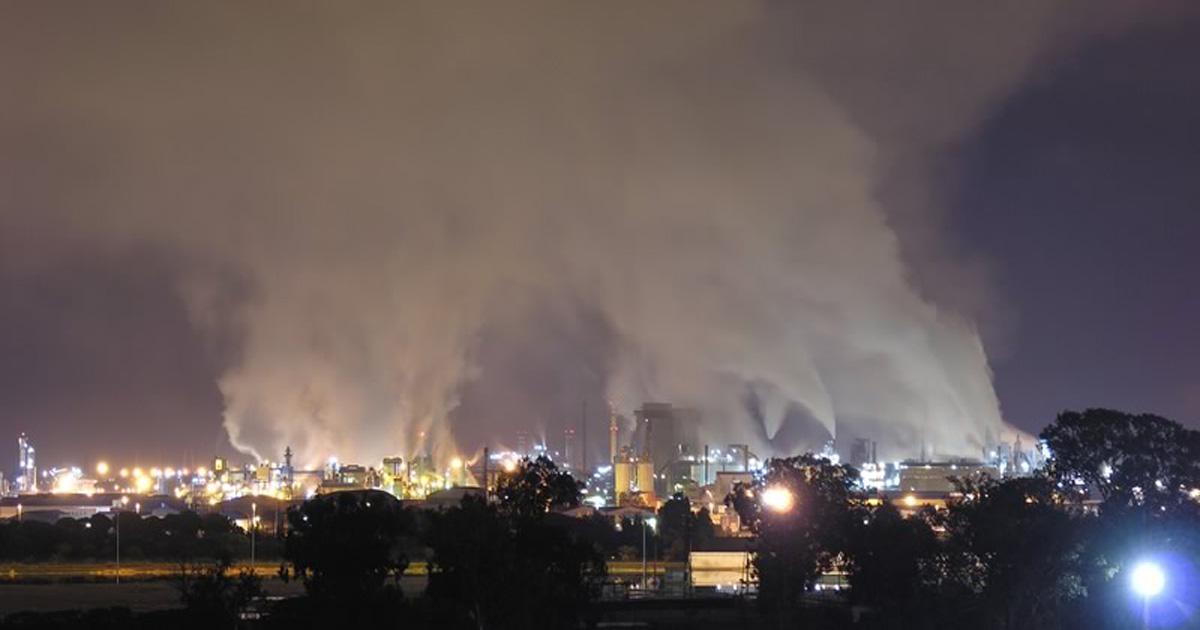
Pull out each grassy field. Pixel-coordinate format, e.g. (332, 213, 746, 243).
(0, 579, 307, 615)
(0, 560, 686, 616)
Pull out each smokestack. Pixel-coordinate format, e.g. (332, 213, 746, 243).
(609, 406, 619, 465)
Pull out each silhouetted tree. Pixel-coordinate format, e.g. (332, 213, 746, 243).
(845, 501, 938, 624)
(427, 460, 605, 630)
(657, 493, 714, 561)
(284, 489, 414, 604)
(495, 455, 582, 520)
(935, 475, 1085, 630)
(728, 454, 861, 615)
(1042, 408, 1200, 513)
(176, 558, 264, 625)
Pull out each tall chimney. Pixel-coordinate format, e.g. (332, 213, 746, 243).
(609, 405, 619, 464)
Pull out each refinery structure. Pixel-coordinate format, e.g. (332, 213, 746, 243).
(1, 403, 1047, 526)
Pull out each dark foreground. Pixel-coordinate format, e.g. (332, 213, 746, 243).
(0, 596, 862, 630)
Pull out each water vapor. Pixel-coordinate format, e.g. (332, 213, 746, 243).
(2, 1, 1185, 464)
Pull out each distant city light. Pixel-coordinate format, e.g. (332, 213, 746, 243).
(96, 461, 109, 476)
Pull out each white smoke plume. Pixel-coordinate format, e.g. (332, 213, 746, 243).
(1, 1, 1188, 465)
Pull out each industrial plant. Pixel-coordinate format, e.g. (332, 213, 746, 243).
(1, 402, 1046, 531)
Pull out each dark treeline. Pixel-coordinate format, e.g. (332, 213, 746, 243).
(4, 408, 1200, 630)
(269, 456, 606, 628)
(733, 408, 1200, 630)
(0, 511, 281, 563)
(0, 485, 690, 568)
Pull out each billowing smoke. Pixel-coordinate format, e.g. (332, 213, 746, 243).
(1, 2, 1186, 465)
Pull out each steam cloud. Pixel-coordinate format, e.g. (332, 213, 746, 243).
(2, 2, 1184, 466)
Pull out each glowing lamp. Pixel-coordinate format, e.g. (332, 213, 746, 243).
(1131, 561, 1166, 599)
(762, 485, 795, 513)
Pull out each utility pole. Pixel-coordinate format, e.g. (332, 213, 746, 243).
(642, 517, 648, 591)
(482, 446, 490, 498)
(251, 502, 257, 569)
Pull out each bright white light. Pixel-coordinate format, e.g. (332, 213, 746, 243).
(762, 485, 795, 513)
(96, 462, 110, 476)
(1131, 561, 1166, 599)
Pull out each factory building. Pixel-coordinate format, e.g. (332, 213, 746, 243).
(634, 403, 701, 495)
(897, 461, 998, 494)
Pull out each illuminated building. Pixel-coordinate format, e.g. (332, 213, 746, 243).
(16, 433, 36, 494)
(898, 461, 997, 494)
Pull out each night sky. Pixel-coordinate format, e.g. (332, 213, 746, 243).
(954, 17, 1200, 430)
(1, 5, 1198, 468)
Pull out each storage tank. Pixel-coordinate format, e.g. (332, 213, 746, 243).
(614, 460, 633, 503)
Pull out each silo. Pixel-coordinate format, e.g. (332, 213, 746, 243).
(614, 460, 633, 503)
